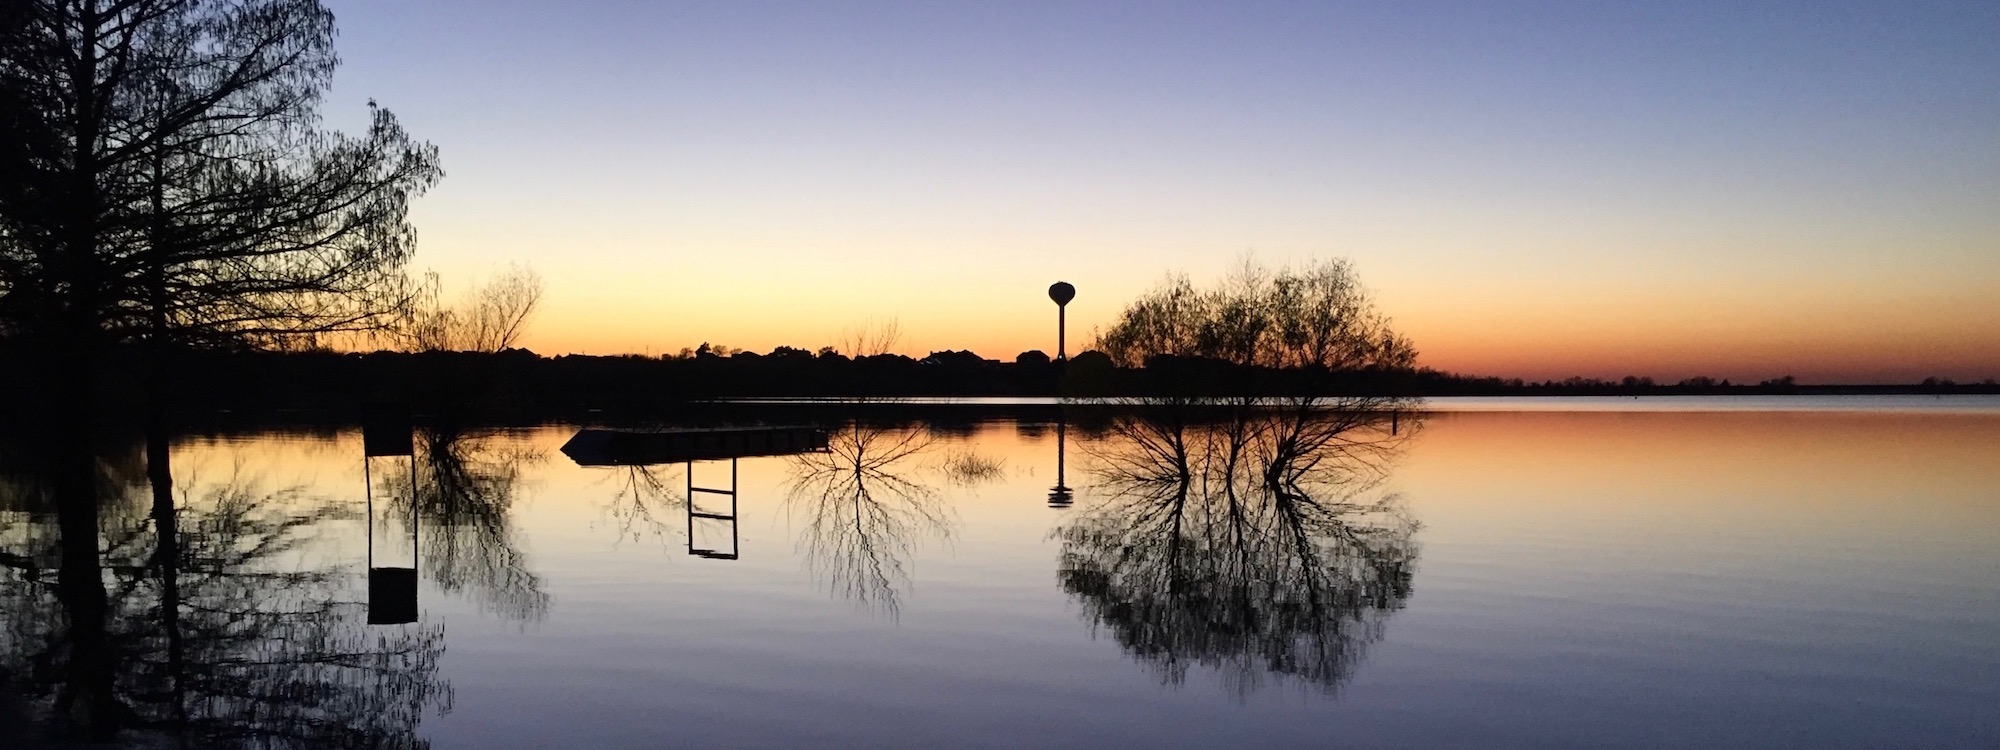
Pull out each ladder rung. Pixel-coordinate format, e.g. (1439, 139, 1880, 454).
(689, 511, 735, 520)
(689, 487, 735, 495)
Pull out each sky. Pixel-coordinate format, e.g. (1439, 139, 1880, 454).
(318, 0, 1999, 383)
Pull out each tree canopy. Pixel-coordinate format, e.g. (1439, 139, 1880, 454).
(0, 0, 441, 352)
(1095, 258, 1416, 374)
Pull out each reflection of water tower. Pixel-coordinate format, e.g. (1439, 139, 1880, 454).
(362, 405, 419, 625)
(1047, 413, 1073, 509)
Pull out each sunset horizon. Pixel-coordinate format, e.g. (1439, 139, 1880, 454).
(304, 0, 1995, 384)
(508, 257, 2000, 385)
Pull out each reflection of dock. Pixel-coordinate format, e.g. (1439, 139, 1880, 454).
(563, 426, 830, 564)
(560, 426, 828, 466)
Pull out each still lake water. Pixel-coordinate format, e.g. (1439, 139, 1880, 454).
(4, 398, 1998, 748)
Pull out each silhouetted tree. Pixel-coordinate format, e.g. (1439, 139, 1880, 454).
(0, 0, 440, 372)
(838, 318, 902, 358)
(1093, 258, 1421, 468)
(1096, 258, 1415, 398)
(2, 22, 443, 720)
(397, 266, 544, 353)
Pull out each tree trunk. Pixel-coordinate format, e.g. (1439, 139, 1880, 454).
(148, 429, 186, 725)
(52, 343, 121, 735)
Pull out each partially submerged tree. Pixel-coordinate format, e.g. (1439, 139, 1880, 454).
(1095, 258, 1416, 382)
(1, 5, 443, 737)
(1093, 258, 1420, 457)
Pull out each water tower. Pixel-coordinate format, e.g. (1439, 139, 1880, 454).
(1048, 281, 1075, 362)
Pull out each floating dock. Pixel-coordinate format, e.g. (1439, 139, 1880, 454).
(560, 426, 829, 466)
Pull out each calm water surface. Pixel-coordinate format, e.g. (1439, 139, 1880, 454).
(3, 402, 1997, 748)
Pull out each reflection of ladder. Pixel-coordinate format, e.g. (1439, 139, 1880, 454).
(686, 458, 739, 560)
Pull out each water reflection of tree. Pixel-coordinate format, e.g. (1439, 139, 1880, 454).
(381, 428, 550, 621)
(0, 437, 452, 746)
(594, 463, 686, 547)
(785, 424, 951, 617)
(1061, 407, 1419, 697)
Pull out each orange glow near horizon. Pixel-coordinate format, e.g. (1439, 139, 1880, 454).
(495, 258, 2000, 384)
(512, 315, 2000, 386)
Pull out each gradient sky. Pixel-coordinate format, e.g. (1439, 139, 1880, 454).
(317, 0, 1999, 383)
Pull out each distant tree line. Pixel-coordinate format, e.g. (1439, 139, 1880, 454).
(0, 342, 1985, 425)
